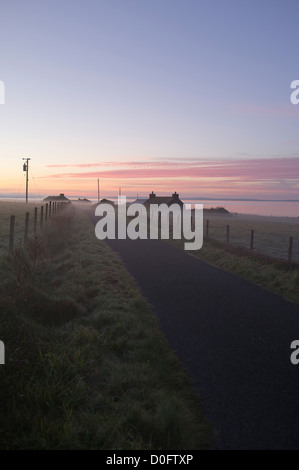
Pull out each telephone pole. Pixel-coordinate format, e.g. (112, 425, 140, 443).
(22, 158, 31, 203)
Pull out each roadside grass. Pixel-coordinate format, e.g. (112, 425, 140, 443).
(169, 232, 299, 305)
(0, 206, 211, 450)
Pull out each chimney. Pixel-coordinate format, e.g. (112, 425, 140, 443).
(149, 191, 156, 199)
(172, 192, 179, 199)
(60, 193, 64, 197)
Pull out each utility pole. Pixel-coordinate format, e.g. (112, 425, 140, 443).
(22, 158, 31, 203)
(97, 178, 100, 202)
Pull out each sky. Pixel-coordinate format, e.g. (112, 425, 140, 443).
(0, 0, 299, 200)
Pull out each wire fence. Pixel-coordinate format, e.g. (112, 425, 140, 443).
(203, 216, 299, 263)
(6, 201, 70, 255)
(3, 205, 298, 263)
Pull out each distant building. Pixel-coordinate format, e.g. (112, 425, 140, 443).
(43, 193, 70, 202)
(77, 198, 92, 203)
(95, 198, 115, 206)
(143, 192, 183, 209)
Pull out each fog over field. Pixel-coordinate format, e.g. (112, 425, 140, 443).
(203, 213, 299, 262)
(1, 200, 298, 262)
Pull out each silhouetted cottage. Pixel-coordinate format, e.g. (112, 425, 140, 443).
(95, 198, 115, 206)
(77, 198, 91, 203)
(43, 193, 70, 202)
(143, 192, 183, 209)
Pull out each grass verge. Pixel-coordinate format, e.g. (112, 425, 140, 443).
(170, 234, 299, 304)
(0, 206, 211, 450)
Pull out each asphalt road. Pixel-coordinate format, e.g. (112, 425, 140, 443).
(104, 237, 299, 450)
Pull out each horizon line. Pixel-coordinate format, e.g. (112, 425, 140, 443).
(1, 194, 299, 203)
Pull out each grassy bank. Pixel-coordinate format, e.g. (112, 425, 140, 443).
(170, 233, 299, 305)
(0, 205, 211, 450)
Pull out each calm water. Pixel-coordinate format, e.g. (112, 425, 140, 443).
(196, 200, 299, 218)
(1, 197, 299, 218)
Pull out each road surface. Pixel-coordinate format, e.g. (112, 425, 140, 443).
(104, 237, 299, 450)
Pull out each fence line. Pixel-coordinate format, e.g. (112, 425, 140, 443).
(9, 215, 15, 254)
(205, 219, 297, 263)
(8, 201, 69, 254)
(8, 210, 297, 262)
(34, 207, 37, 234)
(288, 237, 293, 262)
(250, 230, 254, 251)
(226, 224, 230, 244)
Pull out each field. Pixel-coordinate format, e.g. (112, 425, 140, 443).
(203, 213, 299, 262)
(2, 201, 299, 262)
(0, 202, 211, 449)
(0, 201, 43, 257)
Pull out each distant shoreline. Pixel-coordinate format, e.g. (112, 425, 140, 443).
(1, 196, 299, 202)
(0, 197, 298, 219)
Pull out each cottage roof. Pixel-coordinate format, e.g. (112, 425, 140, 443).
(143, 192, 183, 207)
(95, 198, 115, 205)
(43, 193, 70, 202)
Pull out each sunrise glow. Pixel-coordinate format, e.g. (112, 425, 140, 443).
(1, 1, 299, 203)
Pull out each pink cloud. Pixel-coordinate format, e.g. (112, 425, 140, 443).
(41, 157, 299, 181)
(46, 161, 191, 169)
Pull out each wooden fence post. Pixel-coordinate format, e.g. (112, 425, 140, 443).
(40, 206, 44, 230)
(45, 203, 48, 221)
(250, 230, 254, 250)
(49, 201, 52, 219)
(288, 237, 293, 262)
(9, 215, 15, 253)
(226, 224, 230, 244)
(24, 212, 30, 243)
(34, 207, 37, 234)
